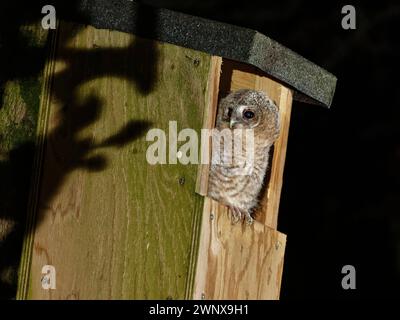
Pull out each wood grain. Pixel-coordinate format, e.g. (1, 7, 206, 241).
(17, 22, 211, 299)
(195, 56, 222, 196)
(193, 59, 292, 300)
(193, 198, 286, 300)
(17, 24, 58, 300)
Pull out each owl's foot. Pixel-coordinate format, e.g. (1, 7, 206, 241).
(229, 206, 242, 224)
(244, 211, 254, 225)
(228, 206, 254, 225)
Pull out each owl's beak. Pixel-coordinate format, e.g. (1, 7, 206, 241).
(229, 119, 238, 129)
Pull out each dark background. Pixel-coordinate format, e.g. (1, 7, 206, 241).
(1, 0, 399, 299)
(139, 0, 400, 299)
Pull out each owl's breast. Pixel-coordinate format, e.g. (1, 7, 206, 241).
(208, 152, 268, 211)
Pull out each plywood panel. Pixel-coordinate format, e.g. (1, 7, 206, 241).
(193, 198, 286, 300)
(18, 22, 212, 299)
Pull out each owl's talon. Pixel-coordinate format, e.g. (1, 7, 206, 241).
(245, 215, 254, 225)
(244, 210, 254, 225)
(228, 206, 254, 225)
(231, 215, 240, 224)
(229, 206, 242, 224)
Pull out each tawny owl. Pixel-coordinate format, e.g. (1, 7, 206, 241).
(207, 89, 280, 224)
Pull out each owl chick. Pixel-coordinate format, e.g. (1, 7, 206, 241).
(207, 89, 280, 224)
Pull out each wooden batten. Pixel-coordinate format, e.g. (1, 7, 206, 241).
(194, 59, 293, 299)
(195, 56, 223, 196)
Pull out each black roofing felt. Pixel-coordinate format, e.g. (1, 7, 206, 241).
(64, 0, 337, 107)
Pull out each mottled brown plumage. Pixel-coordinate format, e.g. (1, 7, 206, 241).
(207, 89, 280, 223)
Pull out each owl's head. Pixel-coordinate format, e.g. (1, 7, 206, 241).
(219, 89, 280, 139)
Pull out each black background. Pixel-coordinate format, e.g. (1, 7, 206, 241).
(1, 0, 399, 299)
(139, 0, 400, 299)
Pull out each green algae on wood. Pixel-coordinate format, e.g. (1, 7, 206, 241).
(17, 22, 210, 299)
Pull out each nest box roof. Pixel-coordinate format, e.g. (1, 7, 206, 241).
(65, 0, 337, 107)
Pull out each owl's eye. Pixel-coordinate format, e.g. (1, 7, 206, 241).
(243, 110, 255, 119)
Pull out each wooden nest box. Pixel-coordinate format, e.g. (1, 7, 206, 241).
(17, 1, 336, 300)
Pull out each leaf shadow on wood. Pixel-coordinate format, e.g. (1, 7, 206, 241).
(0, 1, 159, 299)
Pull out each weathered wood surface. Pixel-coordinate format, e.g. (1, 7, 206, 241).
(17, 24, 58, 300)
(0, 23, 50, 299)
(17, 22, 212, 299)
(193, 199, 286, 299)
(193, 60, 292, 300)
